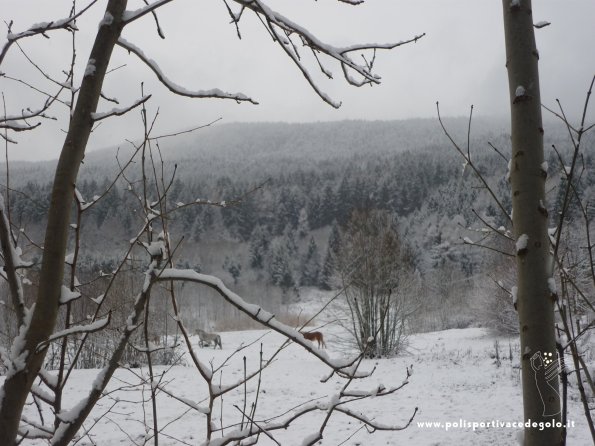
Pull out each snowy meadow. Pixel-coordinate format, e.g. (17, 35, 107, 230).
(6, 308, 591, 445)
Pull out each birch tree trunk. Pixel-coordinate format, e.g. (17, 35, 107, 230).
(0, 1, 127, 443)
(502, 1, 562, 444)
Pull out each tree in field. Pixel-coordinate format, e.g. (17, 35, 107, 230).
(335, 210, 417, 357)
(502, 1, 561, 443)
(0, 2, 423, 443)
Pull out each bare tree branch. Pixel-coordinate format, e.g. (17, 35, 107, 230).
(0, 1, 99, 66)
(117, 38, 258, 104)
(91, 94, 151, 121)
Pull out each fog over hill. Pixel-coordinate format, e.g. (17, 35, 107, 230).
(5, 118, 508, 184)
(3, 119, 591, 314)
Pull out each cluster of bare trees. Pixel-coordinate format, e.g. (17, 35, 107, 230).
(332, 209, 419, 357)
(0, 0, 425, 444)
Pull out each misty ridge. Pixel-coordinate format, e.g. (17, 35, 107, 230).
(4, 117, 593, 333)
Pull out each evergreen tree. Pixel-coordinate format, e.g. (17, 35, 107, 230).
(297, 207, 310, 239)
(249, 225, 270, 269)
(327, 220, 341, 255)
(269, 244, 295, 300)
(300, 237, 321, 286)
(192, 217, 204, 242)
(319, 221, 341, 290)
(319, 185, 337, 227)
(283, 225, 298, 257)
(319, 246, 335, 290)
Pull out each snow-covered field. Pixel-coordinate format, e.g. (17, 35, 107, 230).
(11, 326, 592, 445)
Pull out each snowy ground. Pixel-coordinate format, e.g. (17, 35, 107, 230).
(9, 325, 592, 445)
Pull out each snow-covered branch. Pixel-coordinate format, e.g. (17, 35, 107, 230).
(206, 393, 416, 446)
(154, 385, 210, 414)
(230, 0, 423, 107)
(91, 94, 151, 121)
(59, 285, 82, 305)
(0, 121, 41, 132)
(116, 38, 258, 104)
(0, 90, 62, 137)
(40, 315, 111, 351)
(0, 1, 99, 67)
(155, 268, 367, 378)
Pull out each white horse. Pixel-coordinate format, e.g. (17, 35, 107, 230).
(195, 328, 222, 349)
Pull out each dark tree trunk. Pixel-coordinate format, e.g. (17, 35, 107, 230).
(502, 1, 562, 444)
(0, 1, 128, 443)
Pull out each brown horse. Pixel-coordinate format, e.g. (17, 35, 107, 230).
(301, 331, 327, 349)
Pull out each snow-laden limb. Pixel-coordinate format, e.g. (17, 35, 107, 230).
(0, 120, 41, 132)
(38, 368, 59, 390)
(91, 95, 151, 121)
(157, 268, 365, 377)
(30, 384, 55, 405)
(341, 380, 410, 398)
(17, 420, 53, 440)
(0, 0, 98, 66)
(59, 286, 82, 305)
(534, 21, 551, 29)
(1, 305, 35, 398)
(156, 385, 210, 414)
(20, 417, 54, 437)
(231, 0, 423, 107)
(39, 315, 110, 351)
(0, 98, 60, 130)
(91, 294, 105, 305)
(74, 186, 101, 211)
(0, 194, 26, 325)
(201, 392, 417, 446)
(116, 38, 258, 104)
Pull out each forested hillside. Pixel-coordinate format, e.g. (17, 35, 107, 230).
(4, 118, 592, 330)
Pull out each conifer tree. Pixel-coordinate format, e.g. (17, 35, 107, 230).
(300, 237, 321, 286)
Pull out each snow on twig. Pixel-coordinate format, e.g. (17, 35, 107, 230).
(0, 0, 99, 66)
(91, 95, 151, 121)
(0, 121, 41, 132)
(232, 0, 423, 107)
(38, 315, 110, 352)
(59, 286, 81, 305)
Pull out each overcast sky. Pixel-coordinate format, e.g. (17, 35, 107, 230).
(1, 0, 595, 161)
